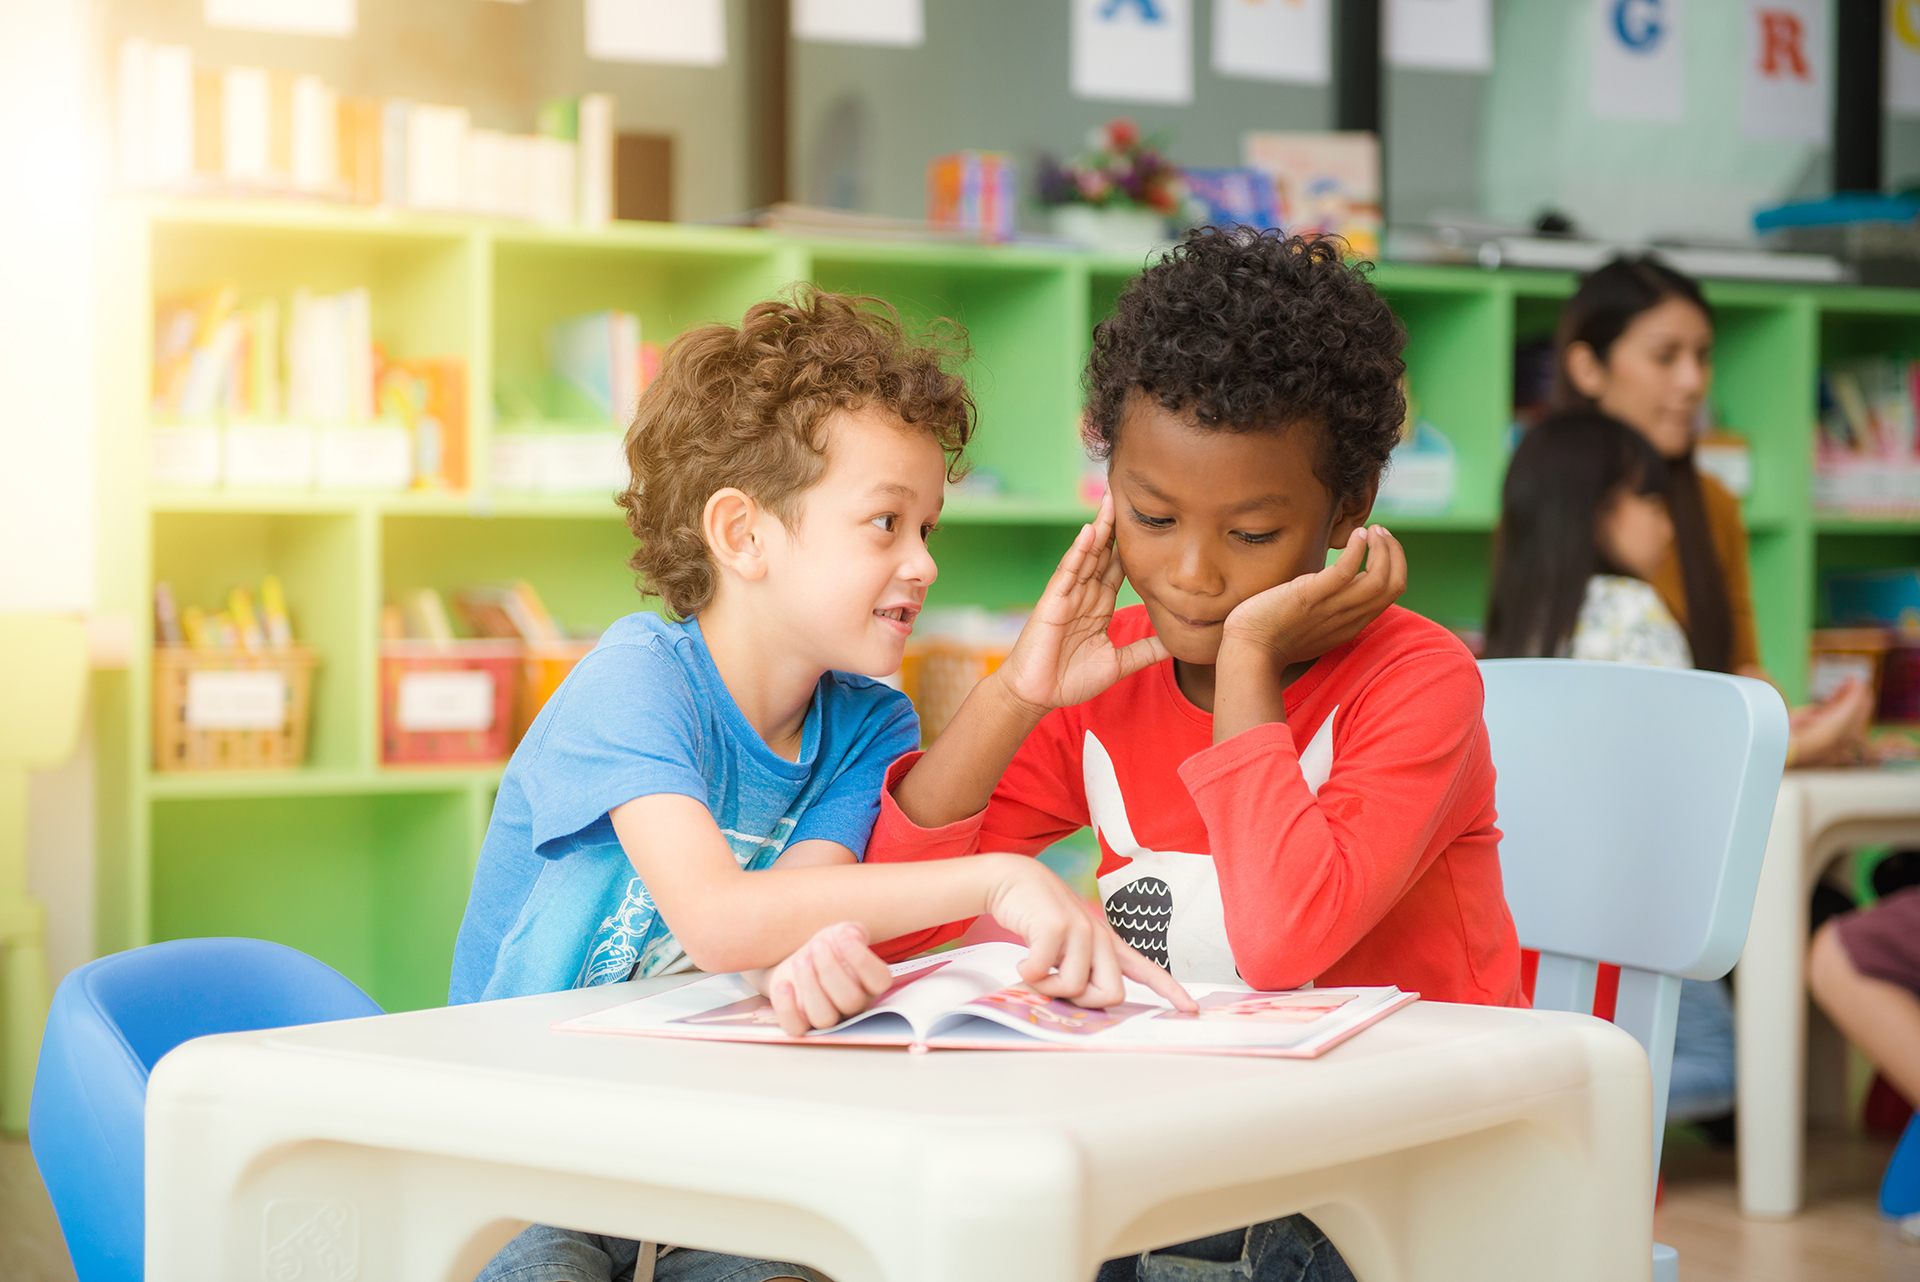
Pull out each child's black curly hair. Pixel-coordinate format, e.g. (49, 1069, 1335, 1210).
(1084, 229, 1408, 505)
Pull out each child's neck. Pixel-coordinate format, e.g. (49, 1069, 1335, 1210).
(695, 596, 824, 761)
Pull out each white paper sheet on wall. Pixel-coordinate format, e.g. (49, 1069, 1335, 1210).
(1589, 0, 1685, 123)
(1892, 0, 1920, 115)
(795, 0, 924, 47)
(1739, 0, 1827, 143)
(1212, 0, 1329, 85)
(586, 0, 727, 67)
(1384, 0, 1491, 73)
(204, 0, 355, 37)
(1072, 0, 1193, 105)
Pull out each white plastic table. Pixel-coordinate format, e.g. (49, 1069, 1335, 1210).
(147, 978, 1653, 1282)
(1735, 767, 1920, 1218)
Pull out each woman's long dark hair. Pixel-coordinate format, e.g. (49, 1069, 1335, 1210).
(1552, 255, 1731, 671)
(1485, 412, 1670, 660)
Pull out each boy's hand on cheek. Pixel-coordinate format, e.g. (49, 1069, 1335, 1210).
(1222, 525, 1407, 666)
(995, 491, 1170, 717)
(752, 922, 895, 1037)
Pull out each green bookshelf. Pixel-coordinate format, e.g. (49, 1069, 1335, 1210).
(92, 197, 1920, 1011)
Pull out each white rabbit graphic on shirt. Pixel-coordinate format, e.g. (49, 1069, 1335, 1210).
(1085, 711, 1336, 985)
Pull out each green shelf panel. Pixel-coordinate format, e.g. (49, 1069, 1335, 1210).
(1377, 285, 1511, 526)
(1393, 529, 1496, 632)
(1813, 529, 1920, 625)
(808, 255, 1085, 509)
(490, 236, 799, 427)
(151, 791, 476, 1012)
(152, 509, 375, 772)
(145, 766, 501, 800)
(1815, 516, 1920, 534)
(151, 217, 476, 368)
(383, 514, 649, 639)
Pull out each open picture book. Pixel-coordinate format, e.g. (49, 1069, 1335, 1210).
(555, 941, 1418, 1058)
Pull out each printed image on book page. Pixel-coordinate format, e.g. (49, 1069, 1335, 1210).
(556, 942, 1417, 1058)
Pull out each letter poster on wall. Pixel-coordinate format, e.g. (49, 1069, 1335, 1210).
(1384, 0, 1492, 74)
(1213, 0, 1331, 85)
(1072, 0, 1194, 104)
(1589, 0, 1686, 123)
(1888, 0, 1920, 116)
(1740, 0, 1828, 143)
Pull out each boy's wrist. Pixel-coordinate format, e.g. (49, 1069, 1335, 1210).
(984, 666, 1054, 728)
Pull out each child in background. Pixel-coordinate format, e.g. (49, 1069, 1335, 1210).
(853, 230, 1524, 1282)
(1484, 409, 1737, 1127)
(456, 288, 1188, 1282)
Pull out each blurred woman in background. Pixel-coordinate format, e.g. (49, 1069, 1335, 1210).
(1553, 256, 1872, 765)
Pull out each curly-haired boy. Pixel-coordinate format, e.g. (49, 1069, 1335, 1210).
(859, 231, 1524, 1281)
(454, 287, 1188, 1282)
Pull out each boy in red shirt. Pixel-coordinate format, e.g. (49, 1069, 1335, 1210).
(866, 230, 1524, 1281)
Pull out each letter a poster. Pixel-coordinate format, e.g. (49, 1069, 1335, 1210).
(1740, 0, 1827, 143)
(1073, 0, 1194, 104)
(1589, 0, 1686, 123)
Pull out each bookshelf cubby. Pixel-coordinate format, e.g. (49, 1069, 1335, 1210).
(95, 197, 1920, 1011)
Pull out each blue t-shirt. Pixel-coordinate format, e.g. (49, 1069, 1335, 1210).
(449, 612, 919, 1004)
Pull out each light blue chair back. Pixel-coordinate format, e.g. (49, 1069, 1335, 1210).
(1481, 660, 1787, 1281)
(27, 938, 381, 1282)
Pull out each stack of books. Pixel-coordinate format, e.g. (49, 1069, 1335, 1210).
(115, 39, 614, 226)
(1818, 358, 1920, 514)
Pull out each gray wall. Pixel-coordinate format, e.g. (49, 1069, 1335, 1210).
(792, 0, 1332, 228)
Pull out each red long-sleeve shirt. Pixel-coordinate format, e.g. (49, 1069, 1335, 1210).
(870, 605, 1524, 1006)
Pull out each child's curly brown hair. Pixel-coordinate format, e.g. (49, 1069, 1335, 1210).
(619, 286, 974, 619)
(1083, 229, 1407, 505)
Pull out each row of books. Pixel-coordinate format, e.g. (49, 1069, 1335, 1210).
(116, 40, 615, 225)
(1818, 358, 1920, 513)
(384, 583, 568, 646)
(152, 283, 467, 490)
(154, 577, 296, 650)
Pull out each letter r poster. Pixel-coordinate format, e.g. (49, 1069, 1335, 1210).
(1589, 0, 1686, 123)
(1740, 0, 1828, 144)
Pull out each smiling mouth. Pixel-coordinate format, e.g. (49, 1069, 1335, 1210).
(1170, 612, 1223, 629)
(874, 605, 920, 628)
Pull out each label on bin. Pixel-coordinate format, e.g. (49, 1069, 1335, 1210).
(185, 671, 288, 730)
(396, 670, 495, 732)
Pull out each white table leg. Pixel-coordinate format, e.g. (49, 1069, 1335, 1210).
(1735, 782, 1806, 1219)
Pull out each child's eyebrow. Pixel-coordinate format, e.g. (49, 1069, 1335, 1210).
(1124, 472, 1290, 515)
(867, 481, 921, 501)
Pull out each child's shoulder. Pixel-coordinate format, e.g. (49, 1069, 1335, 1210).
(1337, 606, 1482, 691)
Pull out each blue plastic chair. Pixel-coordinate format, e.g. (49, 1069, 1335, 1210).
(1481, 660, 1788, 1282)
(27, 938, 381, 1282)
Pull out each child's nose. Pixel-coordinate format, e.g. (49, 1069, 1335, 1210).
(903, 538, 937, 585)
(1166, 536, 1222, 594)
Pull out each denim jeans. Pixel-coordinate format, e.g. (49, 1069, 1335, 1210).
(475, 1225, 831, 1282)
(1094, 1216, 1355, 1282)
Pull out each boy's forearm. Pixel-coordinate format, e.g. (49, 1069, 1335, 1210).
(662, 856, 1002, 973)
(891, 671, 1047, 827)
(1211, 639, 1289, 744)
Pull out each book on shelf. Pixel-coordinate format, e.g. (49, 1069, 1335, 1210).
(455, 581, 566, 645)
(546, 310, 644, 425)
(557, 941, 1419, 1058)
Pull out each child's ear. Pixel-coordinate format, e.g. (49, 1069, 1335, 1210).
(1565, 341, 1606, 400)
(1328, 481, 1378, 548)
(703, 488, 770, 582)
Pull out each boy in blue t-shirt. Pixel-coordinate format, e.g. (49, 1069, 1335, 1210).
(460, 288, 1189, 1282)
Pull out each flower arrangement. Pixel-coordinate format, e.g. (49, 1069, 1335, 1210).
(1037, 118, 1188, 215)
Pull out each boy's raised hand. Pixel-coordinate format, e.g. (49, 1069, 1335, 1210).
(994, 491, 1170, 715)
(1222, 524, 1407, 667)
(752, 921, 896, 1037)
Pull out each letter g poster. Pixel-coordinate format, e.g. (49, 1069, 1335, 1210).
(1589, 0, 1686, 123)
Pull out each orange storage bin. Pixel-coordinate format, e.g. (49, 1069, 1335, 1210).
(380, 640, 521, 765)
(516, 639, 600, 741)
